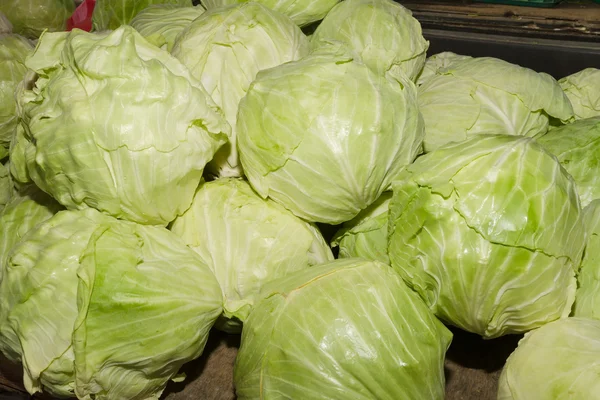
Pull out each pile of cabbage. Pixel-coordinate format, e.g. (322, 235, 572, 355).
(1, 0, 600, 399)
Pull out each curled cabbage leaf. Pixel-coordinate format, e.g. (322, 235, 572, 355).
(388, 134, 584, 338)
(536, 117, 600, 207)
(331, 191, 391, 264)
(0, 0, 74, 39)
(130, 4, 205, 51)
(573, 200, 600, 319)
(0, 209, 223, 398)
(498, 318, 600, 400)
(170, 178, 333, 333)
(172, 2, 309, 178)
(559, 68, 600, 120)
(0, 162, 13, 210)
(238, 45, 424, 224)
(92, 0, 191, 31)
(11, 26, 229, 225)
(201, 0, 340, 27)
(234, 258, 452, 400)
(418, 57, 574, 152)
(310, 0, 428, 81)
(0, 33, 33, 159)
(416, 51, 472, 86)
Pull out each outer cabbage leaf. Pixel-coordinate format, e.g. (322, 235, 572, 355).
(0, 209, 223, 399)
(237, 46, 424, 224)
(0, 0, 74, 39)
(172, 3, 309, 178)
(498, 318, 600, 400)
(0, 162, 13, 210)
(234, 259, 452, 400)
(572, 200, 600, 319)
(201, 0, 340, 27)
(12, 26, 229, 225)
(559, 68, 600, 119)
(0, 33, 33, 159)
(170, 178, 333, 333)
(418, 57, 574, 152)
(92, 0, 191, 31)
(130, 4, 205, 51)
(416, 51, 472, 86)
(0, 183, 62, 283)
(331, 191, 391, 264)
(536, 117, 600, 207)
(310, 0, 428, 81)
(388, 134, 584, 338)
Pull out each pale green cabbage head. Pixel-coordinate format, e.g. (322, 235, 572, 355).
(536, 117, 600, 207)
(572, 200, 600, 319)
(388, 134, 585, 338)
(0, 208, 223, 398)
(416, 51, 472, 86)
(310, 0, 428, 81)
(130, 4, 205, 51)
(201, 0, 340, 27)
(498, 318, 600, 400)
(92, 0, 191, 31)
(11, 26, 229, 225)
(331, 191, 391, 264)
(172, 2, 309, 178)
(559, 68, 600, 120)
(0, 33, 33, 159)
(0, 0, 74, 39)
(234, 258, 452, 400)
(170, 178, 333, 333)
(418, 57, 574, 152)
(237, 46, 424, 224)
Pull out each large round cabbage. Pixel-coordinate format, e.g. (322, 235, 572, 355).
(0, 0, 74, 39)
(498, 318, 600, 400)
(536, 117, 600, 207)
(92, 0, 191, 31)
(0, 33, 33, 159)
(559, 68, 600, 119)
(572, 200, 600, 319)
(170, 178, 333, 333)
(0, 209, 223, 398)
(130, 4, 205, 51)
(172, 3, 309, 178)
(418, 57, 574, 152)
(237, 46, 424, 224)
(10, 26, 229, 225)
(201, 0, 340, 27)
(331, 191, 391, 264)
(388, 134, 585, 338)
(310, 0, 428, 81)
(234, 259, 452, 400)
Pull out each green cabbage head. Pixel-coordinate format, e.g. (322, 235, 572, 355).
(310, 0, 428, 81)
(170, 178, 333, 333)
(237, 45, 424, 224)
(234, 258, 452, 400)
(418, 57, 574, 152)
(92, 0, 191, 31)
(130, 5, 205, 51)
(0, 0, 74, 39)
(536, 117, 600, 207)
(498, 318, 600, 400)
(559, 68, 600, 120)
(201, 0, 340, 27)
(332, 191, 391, 264)
(172, 2, 309, 178)
(0, 209, 223, 399)
(572, 200, 600, 319)
(11, 26, 229, 225)
(0, 33, 33, 159)
(388, 134, 585, 338)
(416, 51, 472, 86)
